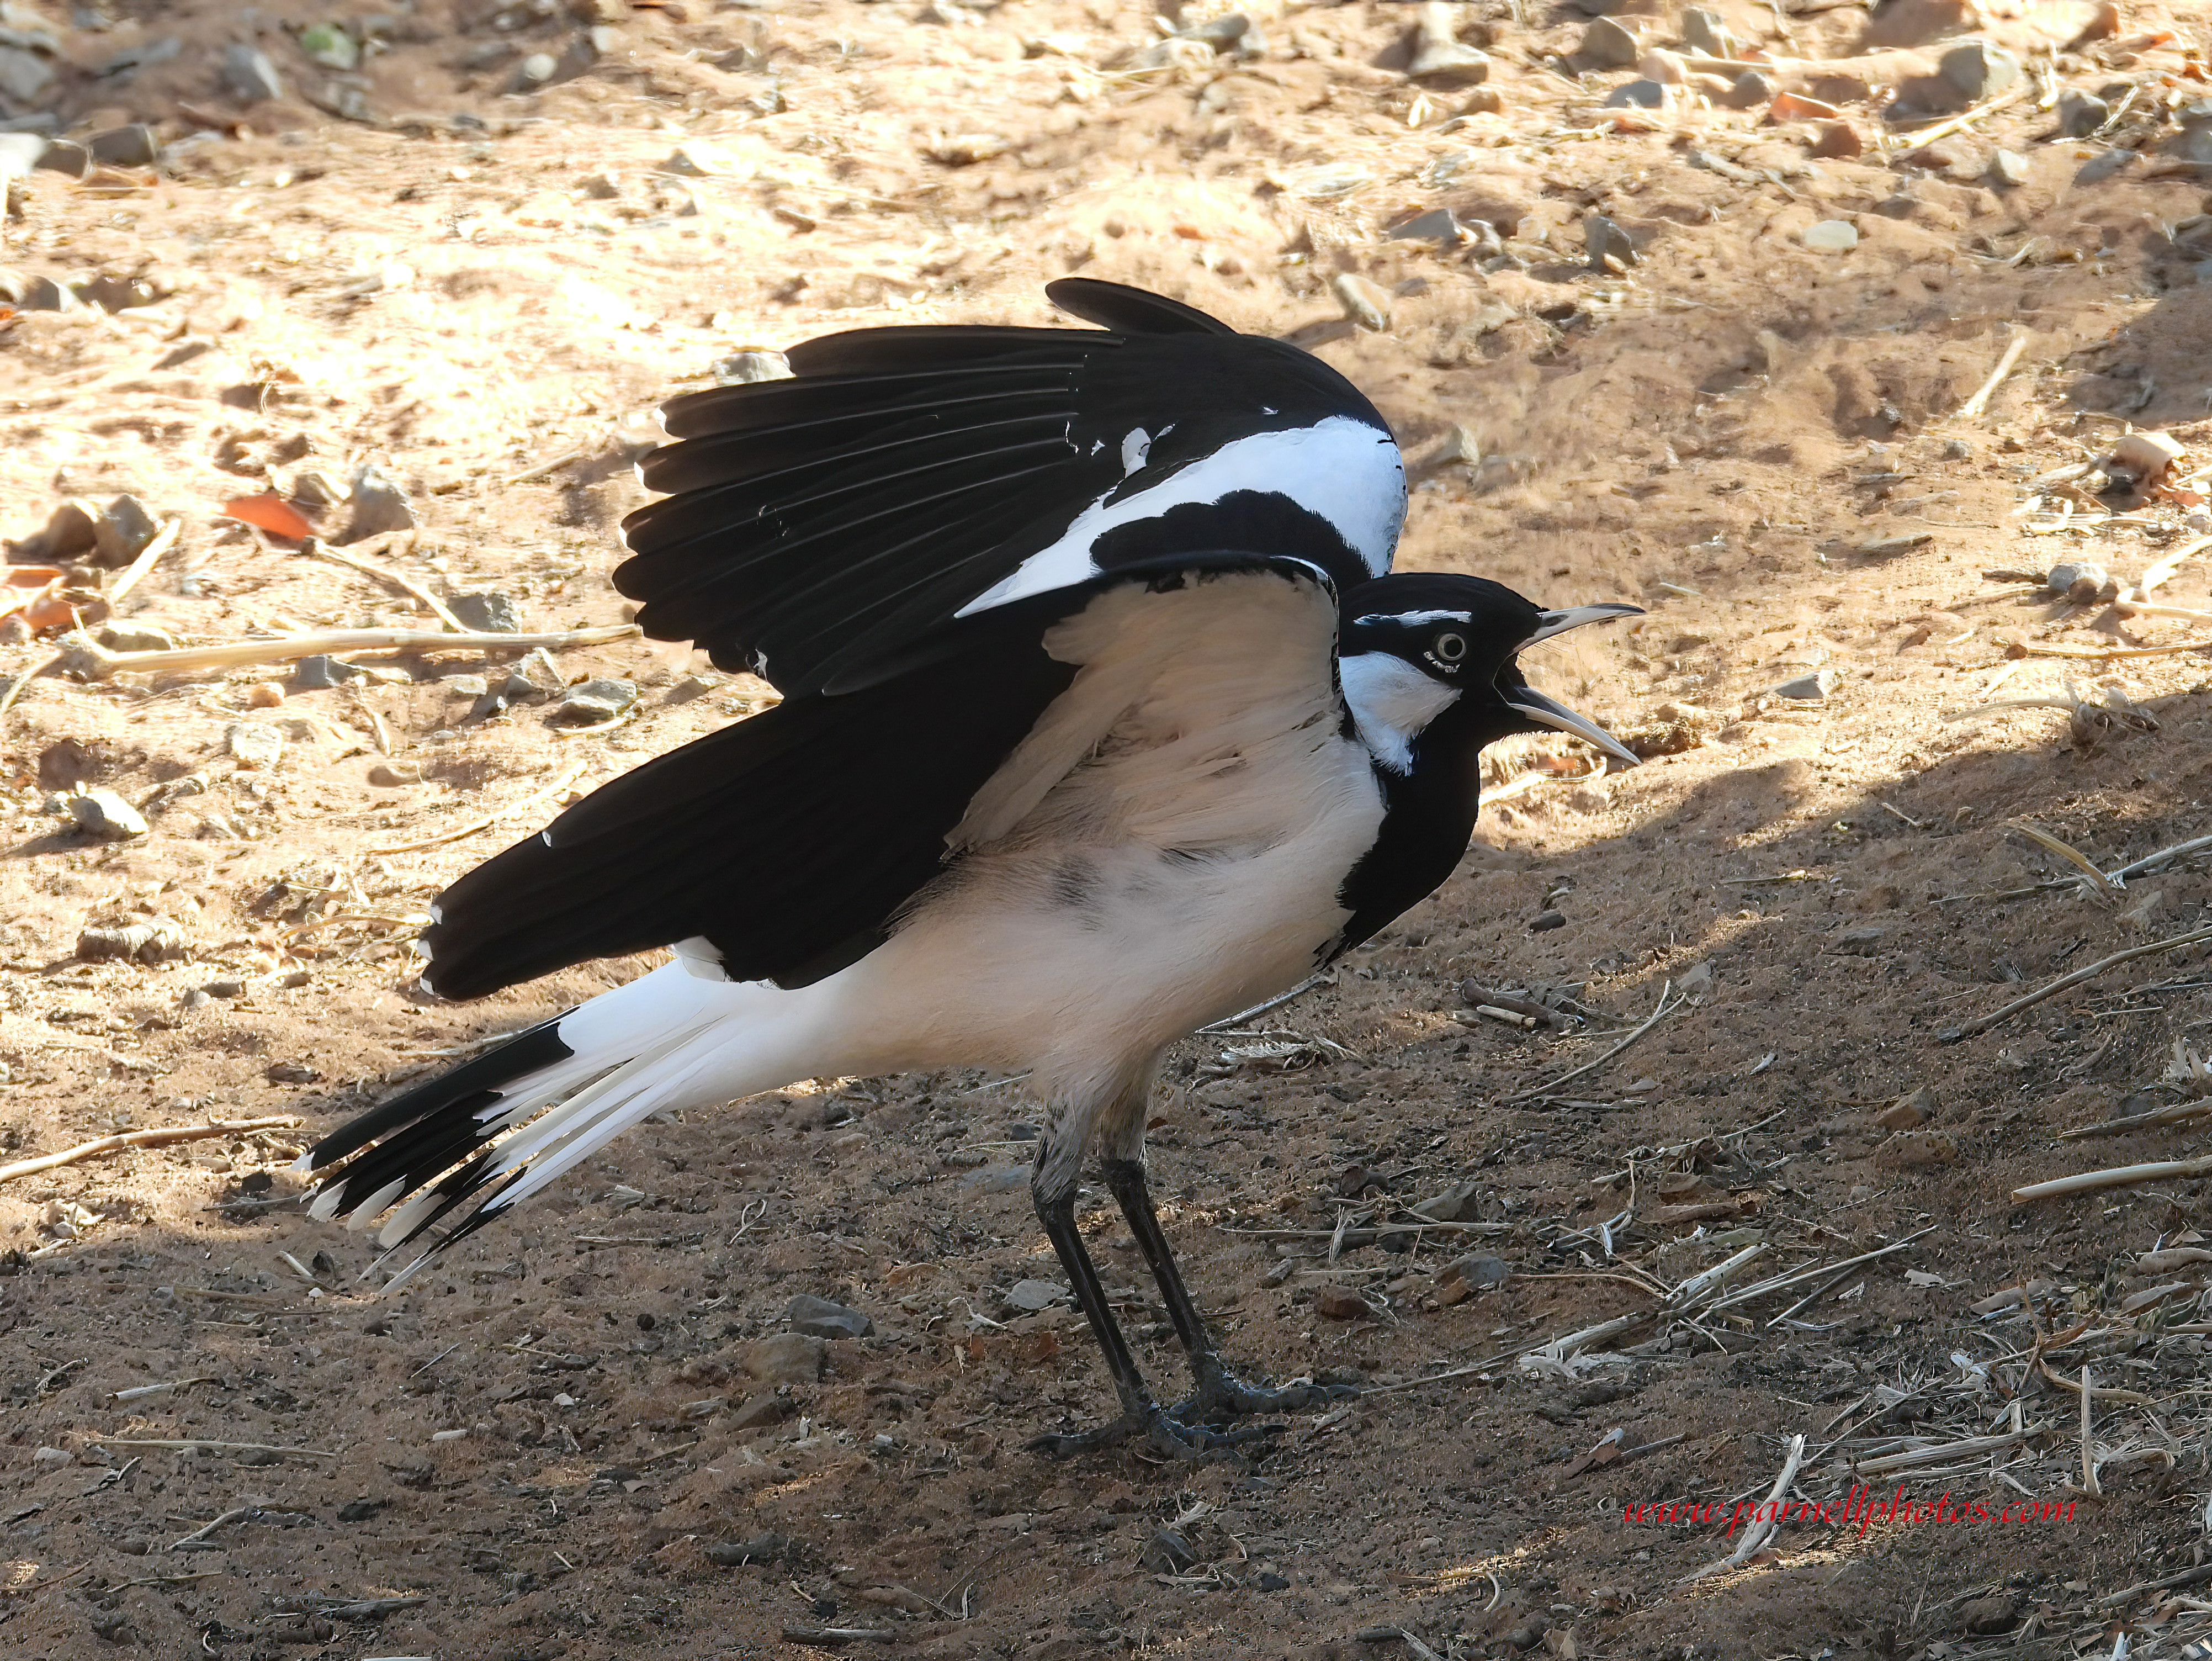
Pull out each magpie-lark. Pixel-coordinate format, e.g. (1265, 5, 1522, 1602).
(297, 281, 1639, 1457)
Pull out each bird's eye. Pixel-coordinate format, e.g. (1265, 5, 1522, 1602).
(1431, 631, 1468, 665)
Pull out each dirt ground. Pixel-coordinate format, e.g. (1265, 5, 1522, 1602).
(10, 0, 2212, 1655)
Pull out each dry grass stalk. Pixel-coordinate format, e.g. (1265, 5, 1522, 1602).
(0, 1115, 301, 1184)
(1941, 926, 2212, 1044)
(2013, 1151, 2212, 1204)
(55, 621, 638, 681)
(2005, 819, 2121, 902)
(1680, 1433, 1805, 1583)
(369, 761, 588, 856)
(1507, 978, 1679, 1102)
(1956, 328, 2030, 420)
(305, 540, 470, 632)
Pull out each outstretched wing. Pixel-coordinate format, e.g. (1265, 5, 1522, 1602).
(616, 279, 1403, 696)
(420, 555, 1350, 1001)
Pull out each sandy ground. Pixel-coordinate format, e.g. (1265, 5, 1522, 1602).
(8, 0, 2212, 1655)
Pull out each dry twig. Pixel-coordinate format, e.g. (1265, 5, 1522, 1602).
(1956, 327, 2029, 421)
(55, 622, 636, 681)
(0, 1117, 301, 1184)
(1941, 927, 2212, 1044)
(1681, 1433, 1805, 1582)
(369, 761, 588, 856)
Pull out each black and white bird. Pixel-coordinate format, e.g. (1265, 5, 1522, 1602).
(296, 281, 1638, 1456)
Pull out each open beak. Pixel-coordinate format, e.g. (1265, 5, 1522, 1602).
(1508, 684, 1641, 768)
(1506, 601, 1643, 767)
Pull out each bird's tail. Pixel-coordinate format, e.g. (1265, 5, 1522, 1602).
(294, 954, 838, 1286)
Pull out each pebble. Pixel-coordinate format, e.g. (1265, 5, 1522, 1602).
(1179, 12, 1263, 57)
(739, 1332, 824, 1385)
(86, 124, 157, 167)
(224, 722, 285, 771)
(1602, 79, 1669, 111)
(1638, 49, 1687, 86)
(96, 622, 176, 653)
(1314, 1284, 1375, 1320)
(76, 916, 186, 964)
(705, 1532, 790, 1567)
(338, 462, 414, 543)
(1770, 667, 1836, 697)
(1254, 1570, 1291, 1592)
(1877, 1129, 1959, 1170)
(1142, 1529, 1196, 1573)
(727, 1390, 790, 1431)
(556, 677, 636, 723)
(1872, 1087, 1933, 1130)
(1938, 40, 2020, 101)
(1405, 1, 1488, 84)
(1829, 923, 1889, 955)
(1988, 149, 2029, 188)
(1811, 121, 1863, 159)
(1681, 7, 1736, 58)
(1331, 272, 1392, 332)
(90, 494, 159, 569)
(660, 140, 748, 178)
(1529, 909, 1566, 933)
(1002, 1278, 1067, 1313)
(1443, 1253, 1512, 1289)
(69, 790, 146, 839)
(1578, 16, 1640, 69)
(1584, 213, 1637, 272)
(0, 44, 50, 104)
(448, 591, 520, 634)
(712, 350, 792, 385)
(2074, 149, 2137, 187)
(293, 654, 367, 690)
(367, 760, 421, 787)
(220, 44, 285, 104)
(786, 1293, 873, 1340)
(298, 23, 358, 71)
(1722, 70, 1777, 110)
(516, 50, 558, 86)
(447, 674, 489, 697)
(245, 681, 284, 708)
(2057, 89, 2109, 138)
(1800, 221, 1858, 254)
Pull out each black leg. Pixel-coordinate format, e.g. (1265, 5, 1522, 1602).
(1027, 1165, 1283, 1460)
(1100, 1156, 1351, 1425)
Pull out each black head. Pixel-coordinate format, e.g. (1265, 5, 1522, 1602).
(1339, 573, 1639, 771)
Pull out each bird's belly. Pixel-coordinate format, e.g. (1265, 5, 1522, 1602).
(840, 738, 1385, 1089)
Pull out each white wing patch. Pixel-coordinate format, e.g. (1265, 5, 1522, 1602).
(1121, 427, 1152, 474)
(953, 415, 1406, 620)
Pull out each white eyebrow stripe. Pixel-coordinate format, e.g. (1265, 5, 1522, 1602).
(1354, 608, 1473, 627)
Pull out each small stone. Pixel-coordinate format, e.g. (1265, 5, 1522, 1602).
(1638, 49, 1688, 86)
(1872, 1087, 1932, 1130)
(556, 677, 636, 724)
(1602, 78, 1669, 110)
(1681, 7, 1736, 58)
(14, 499, 96, 560)
(1443, 1253, 1511, 1289)
(95, 621, 176, 653)
(516, 50, 557, 85)
(727, 1391, 791, 1431)
(245, 681, 284, 709)
(76, 916, 185, 963)
(1877, 1129, 1959, 1170)
(1988, 149, 2029, 187)
(90, 494, 159, 569)
(334, 1498, 381, 1523)
(1770, 666, 1837, 697)
(2074, 149, 2138, 187)
(1938, 40, 2020, 102)
(224, 722, 284, 771)
(1331, 272, 1392, 332)
(367, 761, 420, 787)
(1142, 1528, 1197, 1573)
(1002, 1278, 1068, 1312)
(1410, 1178, 1481, 1223)
(1529, 909, 1566, 933)
(0, 44, 52, 104)
(704, 1532, 789, 1566)
(786, 1293, 872, 1340)
(337, 462, 413, 544)
(447, 591, 520, 634)
(1314, 1284, 1375, 1321)
(1406, 2, 1488, 84)
(1578, 16, 1640, 69)
(1386, 207, 1466, 246)
(711, 350, 792, 385)
(2056, 89, 2109, 138)
(1584, 213, 1637, 269)
(1829, 924, 1889, 955)
(739, 1332, 824, 1385)
(1722, 70, 1777, 110)
(220, 44, 285, 104)
(298, 23, 358, 71)
(1799, 220, 1858, 255)
(69, 790, 146, 839)
(446, 674, 489, 697)
(1811, 121, 1864, 159)
(291, 654, 366, 690)
(1255, 1569, 1291, 1591)
(660, 140, 747, 178)
(1863, 0, 1977, 47)
(504, 647, 565, 700)
(291, 469, 348, 510)
(86, 125, 158, 167)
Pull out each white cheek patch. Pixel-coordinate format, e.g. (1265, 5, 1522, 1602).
(954, 414, 1407, 619)
(1339, 652, 1457, 775)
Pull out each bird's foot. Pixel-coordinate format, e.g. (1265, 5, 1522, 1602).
(1026, 1399, 1283, 1462)
(1173, 1365, 1357, 1426)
